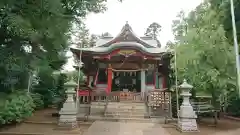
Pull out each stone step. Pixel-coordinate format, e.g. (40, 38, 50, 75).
(107, 105, 145, 108)
(107, 103, 145, 107)
(107, 107, 145, 110)
(107, 102, 144, 104)
(103, 117, 153, 123)
(86, 115, 152, 122)
(105, 111, 146, 115)
(77, 115, 166, 123)
(104, 113, 145, 118)
(105, 112, 145, 116)
(105, 108, 145, 112)
(105, 110, 146, 116)
(107, 104, 145, 108)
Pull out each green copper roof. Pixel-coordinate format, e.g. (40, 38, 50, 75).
(70, 22, 169, 55)
(70, 42, 168, 55)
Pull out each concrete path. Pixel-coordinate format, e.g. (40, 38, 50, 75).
(83, 121, 170, 135)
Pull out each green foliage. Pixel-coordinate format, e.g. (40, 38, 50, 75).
(171, 91, 183, 118)
(172, 2, 236, 109)
(145, 22, 162, 38)
(0, 0, 122, 126)
(0, 0, 115, 93)
(225, 91, 240, 116)
(33, 70, 67, 108)
(144, 22, 161, 47)
(210, 0, 240, 43)
(33, 69, 57, 107)
(0, 91, 35, 125)
(30, 93, 44, 110)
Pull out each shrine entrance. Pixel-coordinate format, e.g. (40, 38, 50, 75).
(110, 70, 142, 102)
(112, 71, 141, 92)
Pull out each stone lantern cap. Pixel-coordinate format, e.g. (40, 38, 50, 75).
(64, 79, 77, 94)
(52, 71, 61, 75)
(179, 79, 193, 89)
(64, 79, 77, 88)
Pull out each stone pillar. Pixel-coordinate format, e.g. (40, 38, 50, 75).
(140, 70, 146, 98)
(177, 79, 198, 132)
(58, 79, 78, 129)
(88, 76, 93, 87)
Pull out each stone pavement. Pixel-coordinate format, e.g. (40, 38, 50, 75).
(210, 128, 240, 135)
(83, 121, 171, 135)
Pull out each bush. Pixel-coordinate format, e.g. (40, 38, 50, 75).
(30, 93, 44, 110)
(0, 91, 35, 125)
(171, 92, 183, 118)
(226, 92, 240, 117)
(33, 72, 67, 108)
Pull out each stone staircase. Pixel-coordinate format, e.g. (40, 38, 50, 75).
(104, 102, 149, 122)
(77, 102, 166, 123)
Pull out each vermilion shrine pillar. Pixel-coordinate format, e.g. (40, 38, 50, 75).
(106, 65, 113, 94)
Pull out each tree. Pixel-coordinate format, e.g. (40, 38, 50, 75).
(172, 10, 188, 44)
(172, 2, 236, 111)
(165, 41, 175, 49)
(72, 22, 90, 48)
(89, 34, 99, 47)
(144, 22, 162, 47)
(0, 0, 111, 92)
(101, 32, 112, 37)
(0, 0, 122, 125)
(209, 0, 240, 43)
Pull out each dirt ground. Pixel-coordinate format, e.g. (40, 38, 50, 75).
(0, 108, 240, 135)
(165, 118, 240, 135)
(0, 108, 91, 135)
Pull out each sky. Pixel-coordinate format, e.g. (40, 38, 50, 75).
(85, 0, 203, 45)
(64, 0, 203, 71)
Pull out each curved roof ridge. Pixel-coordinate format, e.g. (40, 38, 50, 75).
(70, 42, 168, 55)
(96, 22, 157, 48)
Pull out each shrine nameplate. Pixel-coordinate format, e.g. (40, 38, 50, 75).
(118, 50, 136, 56)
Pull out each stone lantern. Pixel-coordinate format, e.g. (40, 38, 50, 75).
(177, 79, 198, 132)
(58, 77, 78, 129)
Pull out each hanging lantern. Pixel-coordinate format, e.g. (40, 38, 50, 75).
(115, 78, 119, 85)
(133, 79, 136, 85)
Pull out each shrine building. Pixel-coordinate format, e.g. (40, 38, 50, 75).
(70, 22, 172, 100)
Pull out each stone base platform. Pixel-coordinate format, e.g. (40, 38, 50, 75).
(83, 121, 170, 135)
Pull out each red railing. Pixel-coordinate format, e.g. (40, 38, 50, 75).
(77, 90, 144, 103)
(76, 88, 169, 104)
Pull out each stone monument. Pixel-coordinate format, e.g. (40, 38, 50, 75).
(177, 79, 198, 132)
(58, 77, 78, 129)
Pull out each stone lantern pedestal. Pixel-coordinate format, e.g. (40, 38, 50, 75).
(58, 79, 78, 129)
(177, 79, 198, 132)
